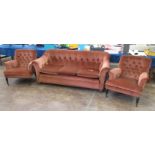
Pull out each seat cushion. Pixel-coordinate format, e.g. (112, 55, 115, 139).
(77, 68, 99, 79)
(4, 68, 32, 77)
(106, 78, 141, 93)
(58, 64, 78, 75)
(40, 64, 63, 75)
(80, 62, 100, 71)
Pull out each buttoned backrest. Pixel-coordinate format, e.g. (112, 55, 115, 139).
(77, 51, 109, 69)
(119, 55, 151, 80)
(45, 50, 77, 66)
(45, 50, 109, 69)
(15, 49, 37, 67)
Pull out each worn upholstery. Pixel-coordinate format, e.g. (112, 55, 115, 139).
(77, 68, 99, 78)
(106, 55, 152, 97)
(4, 49, 37, 78)
(109, 68, 122, 80)
(59, 64, 78, 76)
(31, 50, 110, 90)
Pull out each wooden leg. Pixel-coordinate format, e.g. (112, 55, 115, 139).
(105, 89, 109, 97)
(136, 97, 140, 107)
(5, 77, 9, 86)
(0, 58, 2, 65)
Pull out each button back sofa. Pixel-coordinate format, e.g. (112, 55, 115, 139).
(30, 50, 110, 91)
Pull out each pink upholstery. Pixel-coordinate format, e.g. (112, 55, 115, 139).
(15, 49, 37, 68)
(4, 49, 37, 79)
(109, 68, 122, 80)
(4, 68, 32, 77)
(58, 64, 78, 76)
(31, 50, 110, 90)
(40, 64, 61, 75)
(106, 78, 142, 96)
(119, 56, 151, 80)
(106, 55, 152, 98)
(138, 72, 149, 89)
(5, 60, 18, 69)
(77, 68, 99, 78)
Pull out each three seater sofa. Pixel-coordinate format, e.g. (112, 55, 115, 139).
(30, 50, 110, 91)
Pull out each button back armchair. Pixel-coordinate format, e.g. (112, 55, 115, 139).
(105, 55, 152, 106)
(4, 49, 37, 85)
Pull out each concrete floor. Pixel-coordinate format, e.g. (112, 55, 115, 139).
(0, 64, 155, 111)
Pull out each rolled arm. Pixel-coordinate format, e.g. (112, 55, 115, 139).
(28, 55, 48, 81)
(29, 55, 48, 70)
(109, 68, 122, 80)
(138, 72, 149, 89)
(99, 60, 110, 90)
(99, 60, 110, 72)
(4, 60, 18, 69)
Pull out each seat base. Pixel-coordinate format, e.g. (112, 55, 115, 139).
(106, 78, 142, 97)
(4, 68, 32, 78)
(39, 73, 100, 90)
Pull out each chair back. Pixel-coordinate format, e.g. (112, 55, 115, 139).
(15, 49, 37, 67)
(119, 55, 152, 80)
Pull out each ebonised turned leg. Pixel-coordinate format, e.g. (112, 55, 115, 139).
(105, 89, 109, 97)
(5, 77, 9, 86)
(136, 97, 140, 107)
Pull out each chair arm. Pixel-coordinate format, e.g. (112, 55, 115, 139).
(4, 60, 18, 69)
(138, 72, 149, 89)
(109, 68, 122, 80)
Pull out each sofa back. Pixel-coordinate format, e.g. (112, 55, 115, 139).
(119, 55, 152, 80)
(77, 51, 109, 69)
(45, 50, 77, 66)
(15, 49, 37, 67)
(45, 50, 109, 69)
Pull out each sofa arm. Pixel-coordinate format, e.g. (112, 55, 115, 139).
(99, 60, 110, 91)
(29, 55, 48, 81)
(4, 60, 18, 69)
(29, 55, 48, 69)
(138, 72, 149, 89)
(99, 60, 110, 80)
(99, 60, 110, 72)
(109, 68, 122, 80)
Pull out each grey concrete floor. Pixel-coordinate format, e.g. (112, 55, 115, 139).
(0, 62, 155, 111)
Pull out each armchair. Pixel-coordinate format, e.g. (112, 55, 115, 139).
(4, 49, 37, 85)
(105, 55, 152, 106)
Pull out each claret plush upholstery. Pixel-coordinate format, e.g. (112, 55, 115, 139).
(4, 49, 37, 85)
(31, 50, 110, 91)
(105, 55, 152, 106)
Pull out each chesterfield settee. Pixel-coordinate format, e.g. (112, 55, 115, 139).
(105, 55, 152, 106)
(30, 50, 110, 91)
